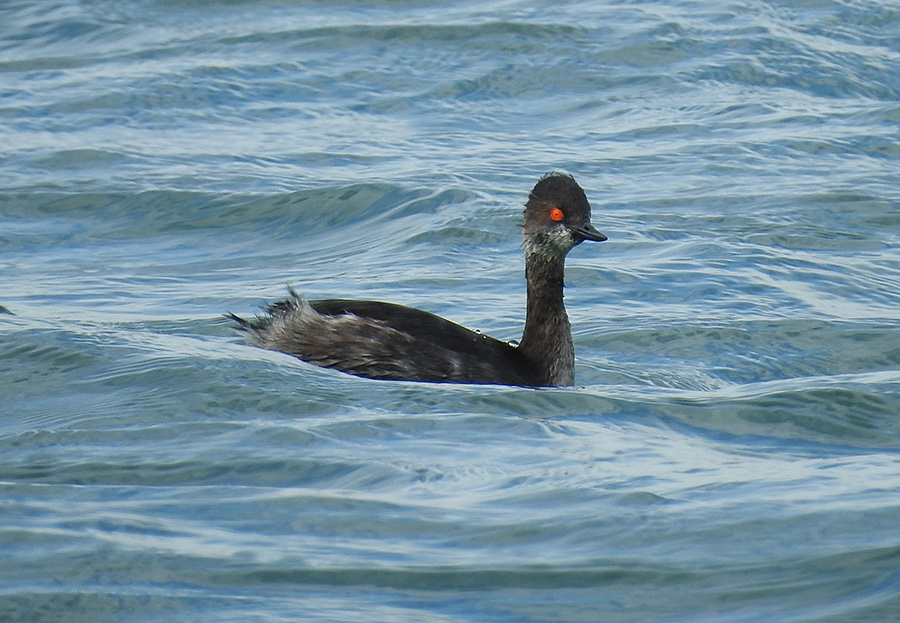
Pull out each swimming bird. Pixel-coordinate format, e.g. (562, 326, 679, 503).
(229, 173, 606, 386)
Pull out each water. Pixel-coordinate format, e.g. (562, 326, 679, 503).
(2, 0, 900, 621)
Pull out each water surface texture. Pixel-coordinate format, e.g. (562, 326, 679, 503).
(2, 1, 900, 621)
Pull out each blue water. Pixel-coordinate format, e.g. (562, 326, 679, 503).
(2, 1, 900, 621)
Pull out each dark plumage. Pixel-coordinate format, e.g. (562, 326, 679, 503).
(229, 173, 606, 386)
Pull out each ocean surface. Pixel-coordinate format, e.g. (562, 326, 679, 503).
(2, 1, 899, 621)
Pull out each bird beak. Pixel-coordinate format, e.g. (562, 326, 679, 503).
(573, 223, 607, 242)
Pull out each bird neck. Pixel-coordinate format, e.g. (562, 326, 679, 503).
(518, 250, 575, 385)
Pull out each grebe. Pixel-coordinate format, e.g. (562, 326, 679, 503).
(229, 173, 606, 386)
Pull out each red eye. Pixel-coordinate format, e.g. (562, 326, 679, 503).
(550, 207, 564, 222)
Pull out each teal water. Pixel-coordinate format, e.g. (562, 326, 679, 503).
(2, 1, 900, 621)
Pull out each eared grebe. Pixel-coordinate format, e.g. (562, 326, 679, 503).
(229, 173, 606, 386)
